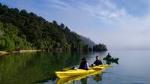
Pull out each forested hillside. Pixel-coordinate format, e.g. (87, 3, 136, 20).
(0, 3, 107, 52)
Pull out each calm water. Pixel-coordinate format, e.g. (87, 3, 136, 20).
(0, 50, 150, 84)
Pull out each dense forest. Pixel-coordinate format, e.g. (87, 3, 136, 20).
(0, 3, 107, 52)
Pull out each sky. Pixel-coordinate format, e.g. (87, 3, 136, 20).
(1, 0, 150, 50)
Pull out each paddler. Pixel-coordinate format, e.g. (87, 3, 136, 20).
(93, 56, 102, 66)
(79, 57, 89, 70)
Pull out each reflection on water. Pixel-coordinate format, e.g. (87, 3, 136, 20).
(79, 74, 102, 84)
(0, 52, 83, 84)
(93, 74, 102, 82)
(0, 51, 118, 84)
(81, 77, 87, 84)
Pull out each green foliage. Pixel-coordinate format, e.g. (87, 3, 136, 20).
(0, 21, 31, 51)
(93, 44, 107, 52)
(0, 3, 107, 51)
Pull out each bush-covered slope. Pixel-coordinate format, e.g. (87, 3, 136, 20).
(0, 3, 107, 52)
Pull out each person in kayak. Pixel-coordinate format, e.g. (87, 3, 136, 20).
(93, 56, 102, 66)
(79, 57, 89, 70)
(106, 53, 112, 59)
(103, 53, 112, 61)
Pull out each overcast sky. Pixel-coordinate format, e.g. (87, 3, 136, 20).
(1, 0, 150, 50)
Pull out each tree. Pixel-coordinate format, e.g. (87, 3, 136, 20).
(0, 3, 108, 52)
(93, 44, 107, 52)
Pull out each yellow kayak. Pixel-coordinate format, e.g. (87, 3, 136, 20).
(55, 64, 110, 78)
(57, 70, 102, 84)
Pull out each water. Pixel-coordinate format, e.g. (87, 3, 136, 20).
(0, 50, 150, 84)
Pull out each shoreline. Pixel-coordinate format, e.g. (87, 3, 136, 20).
(0, 51, 9, 56)
(0, 50, 42, 56)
